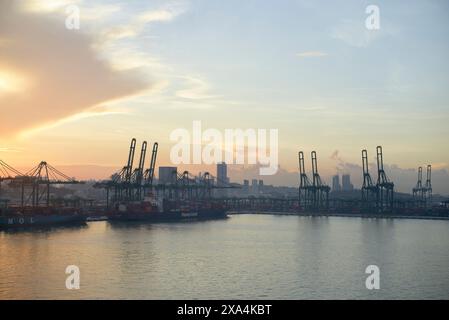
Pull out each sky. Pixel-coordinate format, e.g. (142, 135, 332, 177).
(1, 0, 449, 194)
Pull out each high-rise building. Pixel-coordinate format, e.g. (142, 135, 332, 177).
(342, 174, 354, 191)
(158, 167, 177, 184)
(243, 179, 249, 194)
(217, 162, 228, 186)
(251, 179, 258, 194)
(332, 175, 341, 192)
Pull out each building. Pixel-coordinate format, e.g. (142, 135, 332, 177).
(258, 180, 264, 193)
(342, 174, 354, 191)
(217, 162, 228, 187)
(251, 179, 258, 194)
(158, 166, 177, 185)
(332, 175, 341, 192)
(243, 179, 249, 194)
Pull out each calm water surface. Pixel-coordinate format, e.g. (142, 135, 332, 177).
(1, 214, 448, 299)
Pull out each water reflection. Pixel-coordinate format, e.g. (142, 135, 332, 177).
(1, 215, 448, 299)
(0, 222, 88, 235)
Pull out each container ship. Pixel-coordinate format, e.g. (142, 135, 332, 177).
(0, 205, 86, 228)
(108, 198, 228, 222)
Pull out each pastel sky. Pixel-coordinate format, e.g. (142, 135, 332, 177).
(1, 0, 449, 193)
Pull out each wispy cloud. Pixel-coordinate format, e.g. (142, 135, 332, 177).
(175, 76, 221, 100)
(296, 51, 328, 58)
(79, 4, 122, 21)
(103, 6, 186, 41)
(19, 105, 130, 138)
(20, 0, 81, 13)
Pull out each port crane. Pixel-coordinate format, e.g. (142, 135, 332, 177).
(361, 149, 378, 209)
(424, 165, 432, 207)
(311, 151, 330, 210)
(156, 170, 230, 201)
(0, 160, 23, 208)
(298, 151, 313, 210)
(0, 160, 23, 182)
(95, 138, 159, 206)
(413, 166, 424, 205)
(123, 138, 137, 200)
(131, 141, 159, 200)
(376, 146, 394, 212)
(132, 141, 147, 200)
(297, 151, 329, 211)
(102, 138, 138, 202)
(143, 142, 158, 194)
(8, 161, 83, 207)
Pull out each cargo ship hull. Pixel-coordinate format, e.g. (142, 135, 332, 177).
(107, 199, 227, 223)
(108, 208, 227, 223)
(0, 214, 86, 228)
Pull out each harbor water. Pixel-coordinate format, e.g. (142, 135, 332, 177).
(1, 214, 449, 299)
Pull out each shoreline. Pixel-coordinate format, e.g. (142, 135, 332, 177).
(228, 211, 449, 221)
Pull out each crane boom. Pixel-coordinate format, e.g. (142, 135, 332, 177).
(145, 142, 158, 186)
(136, 141, 147, 185)
(125, 138, 137, 184)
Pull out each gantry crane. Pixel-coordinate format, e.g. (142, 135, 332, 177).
(124, 138, 137, 199)
(0, 160, 23, 182)
(8, 161, 82, 207)
(0, 160, 23, 208)
(311, 151, 330, 210)
(131, 141, 147, 200)
(298, 151, 313, 210)
(376, 146, 394, 212)
(143, 142, 158, 195)
(413, 166, 424, 205)
(423, 164, 432, 207)
(361, 149, 378, 209)
(95, 138, 157, 205)
(103, 138, 137, 202)
(155, 169, 233, 202)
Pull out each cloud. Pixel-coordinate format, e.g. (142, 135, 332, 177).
(330, 150, 341, 161)
(103, 6, 185, 41)
(0, 1, 152, 137)
(296, 51, 328, 58)
(21, 0, 81, 13)
(175, 76, 220, 100)
(19, 106, 130, 138)
(139, 9, 178, 23)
